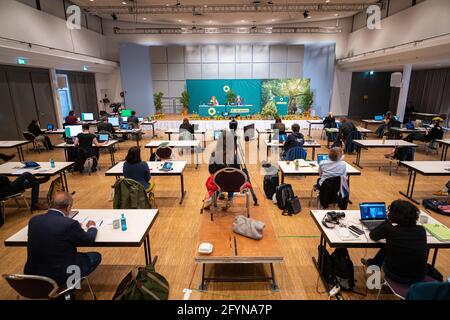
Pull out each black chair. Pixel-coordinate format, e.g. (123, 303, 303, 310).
(3, 273, 95, 300)
(155, 146, 173, 161)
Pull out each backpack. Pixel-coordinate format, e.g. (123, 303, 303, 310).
(113, 264, 169, 300)
(276, 184, 301, 215)
(318, 246, 355, 291)
(284, 196, 301, 216)
(422, 198, 450, 216)
(276, 184, 294, 210)
(263, 174, 279, 199)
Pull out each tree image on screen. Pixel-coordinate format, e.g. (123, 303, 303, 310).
(261, 78, 311, 115)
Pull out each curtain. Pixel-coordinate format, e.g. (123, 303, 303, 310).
(407, 68, 450, 125)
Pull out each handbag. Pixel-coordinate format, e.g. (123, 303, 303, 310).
(232, 215, 265, 240)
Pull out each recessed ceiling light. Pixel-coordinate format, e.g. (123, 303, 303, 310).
(142, 17, 147, 20)
(121, 1, 127, 5)
(326, 0, 331, 3)
(335, 14, 339, 17)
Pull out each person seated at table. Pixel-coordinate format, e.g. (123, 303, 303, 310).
(123, 146, 154, 195)
(127, 111, 140, 129)
(179, 118, 194, 137)
(24, 192, 101, 287)
(74, 124, 107, 173)
(0, 173, 49, 211)
(317, 147, 347, 187)
(362, 200, 440, 284)
(210, 96, 219, 106)
(0, 153, 15, 162)
(375, 111, 393, 138)
(404, 118, 443, 143)
(273, 117, 286, 133)
(97, 116, 116, 135)
(336, 117, 356, 145)
(283, 124, 305, 156)
(236, 95, 243, 106)
(27, 120, 53, 150)
(65, 111, 78, 125)
(323, 112, 337, 129)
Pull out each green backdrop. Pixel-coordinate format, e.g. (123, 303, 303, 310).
(186, 79, 262, 114)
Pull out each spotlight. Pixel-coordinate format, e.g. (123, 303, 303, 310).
(111, 13, 118, 20)
(303, 10, 310, 19)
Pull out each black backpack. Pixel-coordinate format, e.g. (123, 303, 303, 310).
(318, 246, 355, 291)
(263, 174, 279, 199)
(276, 184, 301, 215)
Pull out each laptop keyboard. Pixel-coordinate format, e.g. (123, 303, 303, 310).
(363, 220, 384, 230)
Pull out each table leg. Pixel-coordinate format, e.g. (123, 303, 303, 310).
(195, 147, 199, 169)
(136, 134, 140, 147)
(152, 123, 156, 138)
(266, 145, 270, 161)
(353, 147, 363, 169)
(168, 133, 172, 141)
(257, 132, 260, 149)
(179, 173, 186, 205)
(64, 149, 69, 162)
(312, 147, 316, 161)
(312, 234, 331, 292)
(199, 264, 206, 290)
(399, 169, 419, 204)
(431, 248, 439, 267)
(109, 147, 116, 167)
(143, 236, 149, 265)
(281, 171, 284, 184)
(269, 263, 279, 291)
(60, 171, 69, 192)
(308, 124, 312, 137)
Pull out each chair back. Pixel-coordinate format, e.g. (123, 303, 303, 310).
(406, 280, 449, 300)
(113, 178, 152, 209)
(319, 176, 349, 210)
(284, 147, 307, 161)
(46, 177, 64, 205)
(155, 146, 172, 160)
(213, 167, 247, 193)
(2, 274, 59, 299)
(23, 131, 36, 142)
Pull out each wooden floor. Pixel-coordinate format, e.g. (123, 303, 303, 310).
(0, 123, 449, 300)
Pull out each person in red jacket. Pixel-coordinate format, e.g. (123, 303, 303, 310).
(65, 111, 78, 125)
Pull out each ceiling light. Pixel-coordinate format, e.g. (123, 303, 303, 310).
(142, 17, 147, 20)
(326, 0, 330, 3)
(335, 14, 339, 17)
(121, 1, 127, 4)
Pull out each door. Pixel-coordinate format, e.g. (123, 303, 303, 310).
(30, 71, 57, 127)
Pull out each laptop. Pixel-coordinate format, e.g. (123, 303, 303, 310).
(279, 133, 287, 143)
(120, 123, 129, 130)
(359, 202, 387, 230)
(374, 115, 384, 121)
(317, 154, 329, 164)
(98, 134, 109, 143)
(160, 162, 173, 172)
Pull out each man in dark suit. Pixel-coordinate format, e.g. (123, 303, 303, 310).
(24, 192, 101, 287)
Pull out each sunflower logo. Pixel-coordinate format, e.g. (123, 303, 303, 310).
(208, 107, 217, 116)
(223, 85, 230, 93)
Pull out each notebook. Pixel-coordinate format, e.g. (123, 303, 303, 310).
(423, 224, 450, 241)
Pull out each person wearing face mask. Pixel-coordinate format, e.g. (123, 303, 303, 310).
(317, 147, 347, 187)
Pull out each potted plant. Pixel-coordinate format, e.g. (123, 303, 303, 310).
(226, 90, 236, 105)
(261, 100, 279, 120)
(180, 91, 189, 115)
(153, 92, 164, 114)
(300, 89, 314, 117)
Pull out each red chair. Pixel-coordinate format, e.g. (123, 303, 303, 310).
(211, 167, 250, 221)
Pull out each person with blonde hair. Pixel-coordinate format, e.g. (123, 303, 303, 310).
(318, 147, 347, 186)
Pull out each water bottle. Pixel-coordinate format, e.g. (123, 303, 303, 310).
(50, 159, 55, 168)
(120, 213, 127, 231)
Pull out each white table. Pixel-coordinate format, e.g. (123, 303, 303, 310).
(264, 140, 321, 161)
(55, 140, 119, 167)
(399, 161, 450, 204)
(324, 127, 373, 147)
(42, 129, 65, 135)
(307, 119, 324, 137)
(0, 161, 74, 191)
(0, 141, 30, 162)
(435, 139, 450, 161)
(362, 119, 385, 129)
(145, 140, 201, 168)
(164, 128, 207, 149)
(141, 120, 157, 138)
(310, 209, 450, 290)
(352, 140, 418, 169)
(278, 160, 360, 183)
(255, 129, 293, 149)
(115, 129, 143, 147)
(4, 209, 159, 266)
(105, 161, 187, 204)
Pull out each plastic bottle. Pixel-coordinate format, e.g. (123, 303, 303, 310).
(120, 213, 127, 231)
(50, 159, 55, 168)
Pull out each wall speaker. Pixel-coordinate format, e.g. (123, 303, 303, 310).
(390, 72, 402, 87)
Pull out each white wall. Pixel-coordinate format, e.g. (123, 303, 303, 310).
(346, 0, 450, 57)
(330, 67, 352, 116)
(95, 69, 123, 112)
(0, 0, 114, 60)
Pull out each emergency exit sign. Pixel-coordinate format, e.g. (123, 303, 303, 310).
(17, 57, 27, 65)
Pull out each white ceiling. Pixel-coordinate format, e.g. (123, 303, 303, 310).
(72, 0, 378, 26)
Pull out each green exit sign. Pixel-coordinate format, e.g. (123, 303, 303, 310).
(17, 57, 27, 65)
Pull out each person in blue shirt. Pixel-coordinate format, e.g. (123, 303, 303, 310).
(123, 147, 153, 192)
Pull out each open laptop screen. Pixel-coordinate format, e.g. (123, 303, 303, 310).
(360, 203, 387, 220)
(98, 134, 109, 142)
(108, 117, 119, 126)
(317, 154, 329, 164)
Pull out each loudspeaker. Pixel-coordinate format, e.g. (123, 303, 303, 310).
(390, 72, 402, 87)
